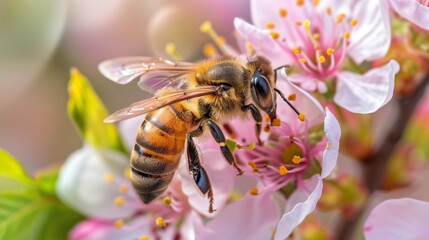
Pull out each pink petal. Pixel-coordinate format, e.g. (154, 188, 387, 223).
(234, 18, 294, 67)
(70, 216, 155, 240)
(179, 150, 236, 217)
(347, 0, 391, 63)
(196, 192, 281, 240)
(389, 0, 429, 31)
(56, 146, 136, 219)
(364, 198, 429, 240)
(321, 108, 341, 179)
(334, 60, 399, 114)
(275, 177, 323, 240)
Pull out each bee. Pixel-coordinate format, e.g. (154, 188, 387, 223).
(99, 55, 301, 213)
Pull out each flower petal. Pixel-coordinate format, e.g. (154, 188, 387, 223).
(196, 192, 280, 240)
(321, 108, 341, 178)
(234, 18, 294, 67)
(179, 150, 236, 217)
(275, 177, 323, 240)
(56, 146, 136, 219)
(389, 0, 429, 31)
(364, 198, 429, 240)
(334, 60, 399, 114)
(347, 0, 391, 63)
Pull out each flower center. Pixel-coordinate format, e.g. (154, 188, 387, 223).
(268, 1, 359, 79)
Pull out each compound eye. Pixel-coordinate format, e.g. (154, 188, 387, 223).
(251, 69, 274, 113)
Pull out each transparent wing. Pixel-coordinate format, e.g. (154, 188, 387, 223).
(98, 56, 196, 92)
(104, 86, 220, 123)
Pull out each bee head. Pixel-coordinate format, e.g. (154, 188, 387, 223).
(250, 68, 276, 118)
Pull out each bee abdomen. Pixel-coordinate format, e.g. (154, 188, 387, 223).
(130, 166, 175, 203)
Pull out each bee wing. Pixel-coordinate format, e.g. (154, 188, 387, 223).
(104, 86, 219, 123)
(98, 56, 195, 92)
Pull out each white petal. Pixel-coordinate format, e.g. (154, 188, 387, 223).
(234, 18, 294, 67)
(347, 0, 391, 63)
(389, 0, 429, 31)
(334, 60, 399, 114)
(275, 177, 323, 240)
(196, 192, 280, 240)
(56, 146, 135, 219)
(321, 108, 341, 178)
(365, 198, 429, 240)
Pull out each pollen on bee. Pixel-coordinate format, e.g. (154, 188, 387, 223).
(114, 196, 125, 207)
(298, 113, 306, 121)
(279, 8, 288, 18)
(114, 219, 124, 229)
(272, 118, 281, 127)
(292, 155, 302, 164)
(288, 94, 297, 101)
(156, 217, 167, 228)
(249, 187, 259, 195)
(163, 196, 172, 206)
(139, 236, 149, 240)
(248, 160, 260, 173)
(104, 173, 115, 183)
(119, 185, 128, 193)
(279, 166, 288, 175)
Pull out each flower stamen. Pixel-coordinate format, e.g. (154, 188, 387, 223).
(279, 166, 289, 175)
(292, 155, 302, 164)
(248, 160, 260, 173)
(165, 42, 182, 60)
(119, 185, 128, 193)
(156, 217, 167, 228)
(114, 196, 125, 207)
(279, 8, 288, 18)
(200, 21, 231, 55)
(266, 22, 276, 29)
(104, 173, 115, 183)
(163, 196, 172, 206)
(114, 219, 124, 229)
(249, 187, 259, 195)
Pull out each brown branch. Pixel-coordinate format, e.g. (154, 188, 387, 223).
(337, 72, 429, 240)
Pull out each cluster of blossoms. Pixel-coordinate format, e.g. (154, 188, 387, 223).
(55, 0, 429, 239)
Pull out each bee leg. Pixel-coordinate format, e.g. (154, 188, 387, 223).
(206, 120, 244, 175)
(242, 104, 263, 144)
(187, 128, 216, 213)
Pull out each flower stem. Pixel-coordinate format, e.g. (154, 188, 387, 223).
(337, 70, 429, 239)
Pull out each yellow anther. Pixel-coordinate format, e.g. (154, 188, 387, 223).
(336, 13, 346, 23)
(298, 113, 306, 121)
(270, 31, 280, 39)
(165, 42, 182, 60)
(326, 7, 332, 15)
(279, 166, 288, 175)
(313, 0, 319, 5)
(279, 8, 288, 18)
(124, 168, 131, 179)
(350, 18, 359, 27)
(303, 19, 311, 29)
(272, 119, 281, 127)
(296, 0, 305, 6)
(139, 236, 149, 240)
(292, 47, 301, 55)
(295, 21, 302, 26)
(299, 58, 306, 63)
(156, 217, 167, 228)
(119, 185, 128, 193)
(266, 22, 276, 29)
(249, 187, 259, 195)
(288, 94, 297, 101)
(246, 42, 254, 55)
(200, 21, 212, 33)
(313, 33, 320, 40)
(203, 43, 217, 57)
(319, 55, 326, 63)
(248, 160, 260, 173)
(343, 31, 351, 39)
(104, 173, 114, 183)
(327, 48, 335, 56)
(114, 219, 124, 229)
(114, 196, 125, 206)
(163, 197, 172, 206)
(292, 155, 302, 164)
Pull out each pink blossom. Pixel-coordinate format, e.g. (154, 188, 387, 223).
(388, 0, 429, 31)
(234, 0, 399, 114)
(364, 198, 429, 240)
(221, 75, 340, 239)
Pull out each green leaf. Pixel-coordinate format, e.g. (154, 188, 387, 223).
(68, 68, 127, 153)
(0, 192, 84, 240)
(0, 149, 35, 192)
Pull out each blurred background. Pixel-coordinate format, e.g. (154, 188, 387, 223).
(0, 0, 251, 174)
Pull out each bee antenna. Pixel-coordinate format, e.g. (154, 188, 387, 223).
(274, 88, 301, 117)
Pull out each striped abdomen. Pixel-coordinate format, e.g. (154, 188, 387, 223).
(130, 103, 193, 203)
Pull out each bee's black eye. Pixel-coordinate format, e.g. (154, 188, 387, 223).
(251, 69, 274, 113)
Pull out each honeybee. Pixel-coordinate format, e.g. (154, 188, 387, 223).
(99, 55, 301, 213)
